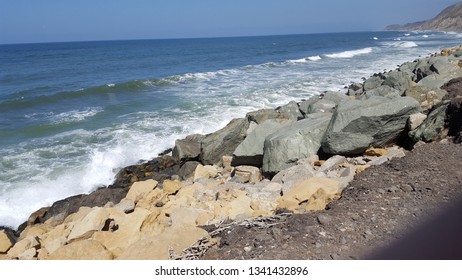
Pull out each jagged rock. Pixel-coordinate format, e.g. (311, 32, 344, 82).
(231, 165, 262, 184)
(7, 236, 40, 259)
(18, 248, 37, 260)
(272, 164, 316, 194)
(262, 114, 332, 174)
(193, 164, 218, 182)
(93, 208, 150, 258)
(162, 180, 183, 195)
(441, 77, 462, 137)
(277, 101, 303, 120)
(114, 199, 135, 214)
(43, 187, 127, 224)
(126, 179, 158, 203)
(322, 96, 420, 155)
(409, 102, 449, 142)
(405, 85, 447, 111)
(172, 134, 203, 163)
(26, 207, 49, 226)
(111, 155, 179, 189)
(67, 207, 109, 241)
(307, 99, 337, 114)
(201, 118, 250, 165)
(364, 75, 384, 91)
(299, 96, 321, 115)
(407, 113, 428, 131)
(246, 108, 289, 124)
(233, 119, 293, 167)
(347, 82, 364, 96)
(364, 148, 388, 157)
(277, 177, 341, 212)
(382, 71, 413, 94)
(177, 161, 201, 180)
(0, 229, 15, 253)
(117, 225, 208, 260)
(318, 155, 348, 173)
(322, 91, 350, 104)
(362, 85, 401, 99)
(47, 240, 113, 260)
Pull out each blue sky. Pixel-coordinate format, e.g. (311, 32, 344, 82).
(0, 0, 460, 44)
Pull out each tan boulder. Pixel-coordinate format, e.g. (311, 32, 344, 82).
(47, 240, 113, 260)
(193, 165, 218, 181)
(114, 199, 135, 213)
(168, 207, 209, 227)
(135, 188, 163, 210)
(126, 179, 158, 203)
(7, 235, 40, 259)
(163, 179, 183, 195)
(92, 207, 150, 258)
(67, 207, 109, 242)
(232, 165, 262, 183)
(0, 230, 14, 253)
(277, 177, 341, 212)
(18, 224, 51, 242)
(364, 147, 388, 157)
(63, 206, 93, 224)
(118, 225, 208, 260)
(18, 248, 37, 260)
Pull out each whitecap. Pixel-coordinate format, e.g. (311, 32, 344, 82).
(325, 47, 373, 58)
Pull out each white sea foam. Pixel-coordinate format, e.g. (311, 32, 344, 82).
(307, 56, 322, 61)
(325, 47, 373, 58)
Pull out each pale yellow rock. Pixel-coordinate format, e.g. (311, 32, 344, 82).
(47, 240, 113, 260)
(67, 207, 109, 242)
(140, 209, 164, 238)
(233, 165, 262, 183)
(92, 207, 150, 258)
(0, 230, 14, 253)
(18, 248, 37, 260)
(118, 225, 208, 260)
(114, 198, 135, 213)
(126, 179, 158, 203)
(222, 155, 233, 172)
(193, 165, 218, 181)
(364, 147, 388, 157)
(163, 179, 183, 195)
(228, 195, 253, 220)
(38, 223, 71, 257)
(168, 207, 207, 227)
(63, 206, 93, 224)
(135, 188, 163, 210)
(355, 165, 370, 174)
(18, 224, 51, 242)
(195, 211, 215, 226)
(277, 177, 341, 212)
(7, 236, 40, 259)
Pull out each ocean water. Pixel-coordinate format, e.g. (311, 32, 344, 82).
(1, 31, 461, 228)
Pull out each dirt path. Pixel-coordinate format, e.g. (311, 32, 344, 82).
(201, 141, 462, 260)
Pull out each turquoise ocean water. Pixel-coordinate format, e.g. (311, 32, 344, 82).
(1, 31, 461, 227)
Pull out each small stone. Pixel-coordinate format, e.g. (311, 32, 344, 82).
(364, 147, 388, 157)
(243, 246, 252, 252)
(317, 214, 332, 226)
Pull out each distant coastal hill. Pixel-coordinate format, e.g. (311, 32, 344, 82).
(386, 2, 462, 32)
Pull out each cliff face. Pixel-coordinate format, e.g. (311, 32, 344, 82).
(386, 2, 462, 32)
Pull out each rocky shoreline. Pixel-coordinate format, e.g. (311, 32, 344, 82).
(1, 46, 462, 260)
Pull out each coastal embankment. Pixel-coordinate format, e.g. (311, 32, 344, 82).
(1, 45, 462, 260)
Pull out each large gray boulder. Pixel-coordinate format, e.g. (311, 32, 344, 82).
(277, 101, 304, 121)
(246, 108, 288, 124)
(233, 119, 293, 167)
(299, 96, 321, 115)
(382, 71, 413, 94)
(321, 96, 420, 155)
(362, 85, 401, 99)
(363, 75, 384, 91)
(405, 85, 447, 112)
(307, 99, 337, 114)
(262, 114, 332, 174)
(409, 102, 449, 142)
(200, 118, 250, 165)
(172, 134, 204, 163)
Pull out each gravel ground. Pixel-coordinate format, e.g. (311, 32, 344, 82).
(201, 141, 462, 260)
